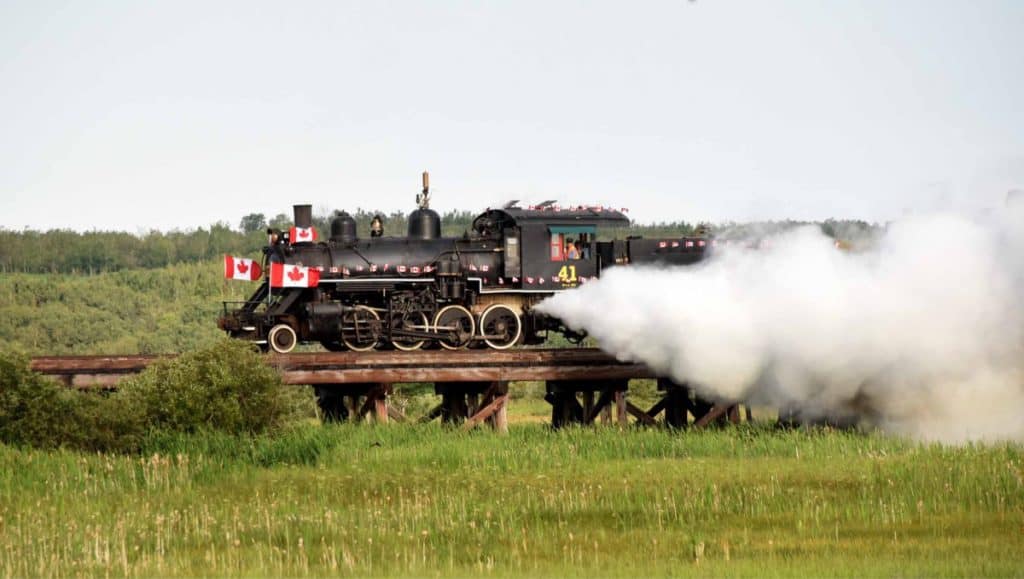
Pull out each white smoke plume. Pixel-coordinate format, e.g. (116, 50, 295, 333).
(536, 205, 1024, 443)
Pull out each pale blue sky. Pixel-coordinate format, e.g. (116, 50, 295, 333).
(1, 1, 1021, 231)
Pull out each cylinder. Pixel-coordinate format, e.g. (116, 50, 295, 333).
(293, 204, 313, 229)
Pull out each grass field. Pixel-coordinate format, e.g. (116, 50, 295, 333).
(1, 413, 1021, 577)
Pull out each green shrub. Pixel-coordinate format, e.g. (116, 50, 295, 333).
(0, 350, 143, 451)
(0, 341, 314, 453)
(119, 340, 313, 435)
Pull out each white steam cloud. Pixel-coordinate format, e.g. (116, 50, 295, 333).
(536, 206, 1024, 443)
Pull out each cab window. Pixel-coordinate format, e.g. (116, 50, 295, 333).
(548, 226, 595, 262)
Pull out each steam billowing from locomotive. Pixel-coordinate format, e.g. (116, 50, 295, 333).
(537, 203, 1024, 443)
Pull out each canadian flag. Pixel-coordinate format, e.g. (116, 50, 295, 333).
(270, 262, 321, 288)
(685, 240, 695, 248)
(224, 255, 262, 281)
(658, 241, 668, 248)
(289, 226, 318, 243)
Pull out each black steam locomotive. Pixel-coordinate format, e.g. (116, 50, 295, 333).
(218, 174, 707, 353)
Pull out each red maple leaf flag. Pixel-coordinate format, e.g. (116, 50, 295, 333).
(289, 226, 318, 243)
(270, 262, 321, 288)
(224, 255, 263, 281)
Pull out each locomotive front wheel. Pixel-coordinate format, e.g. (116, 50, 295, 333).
(433, 305, 476, 350)
(342, 305, 381, 352)
(479, 304, 522, 350)
(391, 311, 430, 351)
(268, 324, 298, 354)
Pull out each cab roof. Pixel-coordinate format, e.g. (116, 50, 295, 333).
(485, 205, 631, 226)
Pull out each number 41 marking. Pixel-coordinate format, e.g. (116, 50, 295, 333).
(558, 265, 577, 282)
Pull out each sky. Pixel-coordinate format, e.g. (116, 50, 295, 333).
(1, 0, 1022, 232)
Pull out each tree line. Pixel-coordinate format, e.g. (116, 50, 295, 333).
(0, 209, 880, 274)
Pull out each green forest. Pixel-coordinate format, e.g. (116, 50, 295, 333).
(0, 262, 248, 354)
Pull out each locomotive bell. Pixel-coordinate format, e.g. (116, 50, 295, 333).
(330, 211, 358, 244)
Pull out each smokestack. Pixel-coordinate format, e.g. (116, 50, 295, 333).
(293, 204, 312, 229)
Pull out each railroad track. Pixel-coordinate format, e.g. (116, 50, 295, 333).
(30, 348, 656, 387)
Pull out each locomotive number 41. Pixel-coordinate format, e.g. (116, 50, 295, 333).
(557, 265, 577, 282)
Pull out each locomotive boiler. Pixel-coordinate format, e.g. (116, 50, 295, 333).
(218, 173, 707, 353)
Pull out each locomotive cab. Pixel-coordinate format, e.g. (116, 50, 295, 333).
(480, 205, 629, 290)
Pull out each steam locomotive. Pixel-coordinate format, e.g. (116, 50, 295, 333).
(218, 173, 707, 353)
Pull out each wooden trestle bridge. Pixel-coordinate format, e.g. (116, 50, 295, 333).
(30, 348, 749, 432)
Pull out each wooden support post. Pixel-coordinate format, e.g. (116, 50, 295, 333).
(693, 404, 732, 429)
(314, 385, 348, 423)
(664, 391, 683, 429)
(347, 395, 362, 421)
(615, 390, 627, 427)
(585, 389, 614, 424)
(463, 394, 509, 431)
(373, 385, 389, 424)
(625, 401, 658, 426)
(387, 406, 408, 423)
(491, 382, 509, 433)
(645, 397, 669, 420)
(357, 391, 377, 420)
(494, 397, 508, 433)
(440, 392, 468, 424)
(727, 404, 740, 424)
(581, 391, 595, 424)
(352, 384, 391, 424)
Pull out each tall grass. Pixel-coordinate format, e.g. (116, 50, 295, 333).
(0, 425, 1020, 577)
